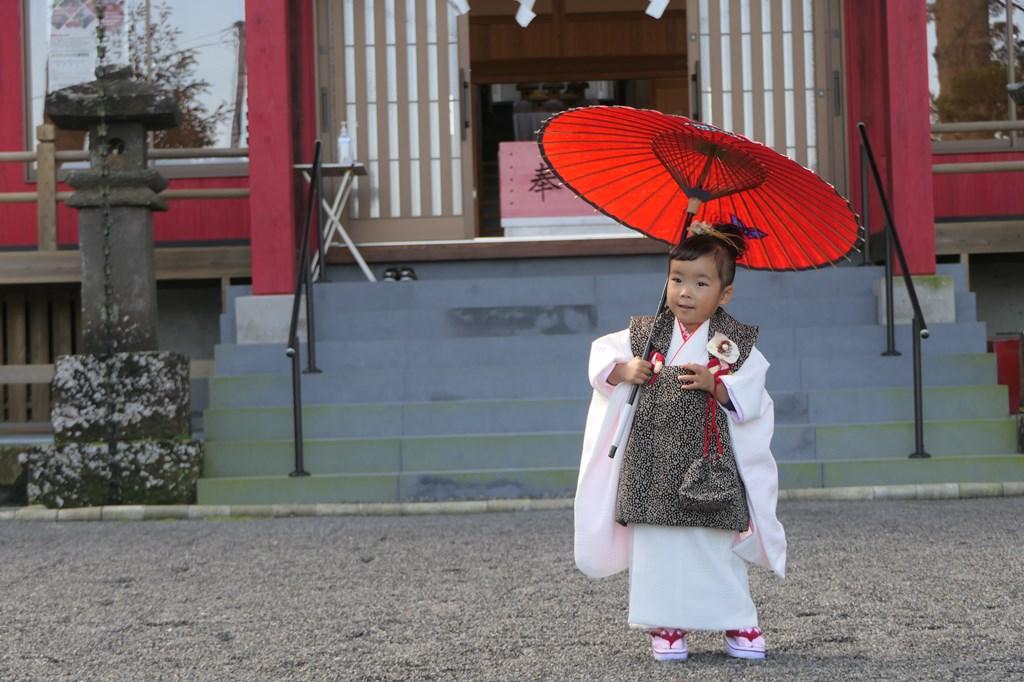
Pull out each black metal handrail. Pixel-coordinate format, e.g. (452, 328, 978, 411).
(285, 140, 324, 477)
(857, 122, 931, 459)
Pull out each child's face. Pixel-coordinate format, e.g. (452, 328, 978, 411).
(666, 254, 734, 332)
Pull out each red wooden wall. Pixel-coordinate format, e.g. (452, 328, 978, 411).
(932, 151, 1024, 220)
(0, 1, 250, 249)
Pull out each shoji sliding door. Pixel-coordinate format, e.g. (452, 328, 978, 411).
(686, 0, 847, 193)
(316, 0, 475, 242)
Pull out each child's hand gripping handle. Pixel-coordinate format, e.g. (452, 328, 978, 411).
(608, 282, 669, 458)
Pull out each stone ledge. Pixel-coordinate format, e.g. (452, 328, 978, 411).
(14, 507, 58, 522)
(57, 507, 102, 522)
(101, 505, 145, 521)
(143, 505, 190, 520)
(2, 481, 1022, 523)
(188, 505, 231, 520)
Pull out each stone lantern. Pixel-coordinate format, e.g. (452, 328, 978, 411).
(45, 64, 180, 353)
(17, 67, 202, 509)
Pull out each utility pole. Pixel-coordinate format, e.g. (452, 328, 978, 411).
(230, 20, 246, 148)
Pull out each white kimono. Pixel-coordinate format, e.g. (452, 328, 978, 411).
(574, 318, 787, 630)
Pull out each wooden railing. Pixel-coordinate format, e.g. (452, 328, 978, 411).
(931, 120, 1024, 174)
(0, 124, 250, 251)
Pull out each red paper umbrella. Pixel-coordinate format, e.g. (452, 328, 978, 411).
(537, 106, 860, 270)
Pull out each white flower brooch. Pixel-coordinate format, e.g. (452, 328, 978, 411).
(707, 332, 740, 365)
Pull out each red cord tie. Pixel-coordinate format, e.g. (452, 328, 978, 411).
(646, 351, 665, 385)
(702, 358, 731, 459)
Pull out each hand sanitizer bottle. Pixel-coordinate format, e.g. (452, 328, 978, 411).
(337, 121, 353, 166)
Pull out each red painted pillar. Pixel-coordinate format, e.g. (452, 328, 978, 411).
(245, 0, 297, 295)
(294, 0, 318, 165)
(0, 0, 38, 247)
(845, 0, 936, 275)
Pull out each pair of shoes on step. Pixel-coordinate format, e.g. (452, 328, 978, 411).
(650, 627, 765, 661)
(381, 266, 417, 282)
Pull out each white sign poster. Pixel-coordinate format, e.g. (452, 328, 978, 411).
(47, 0, 128, 92)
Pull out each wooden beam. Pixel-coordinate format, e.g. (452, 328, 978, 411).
(935, 220, 1024, 255)
(153, 246, 252, 280)
(0, 246, 251, 285)
(470, 56, 688, 84)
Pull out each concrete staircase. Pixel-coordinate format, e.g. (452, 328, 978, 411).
(197, 256, 1022, 505)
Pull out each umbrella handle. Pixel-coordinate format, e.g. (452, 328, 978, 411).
(608, 399, 637, 459)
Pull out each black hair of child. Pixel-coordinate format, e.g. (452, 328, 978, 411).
(667, 222, 748, 287)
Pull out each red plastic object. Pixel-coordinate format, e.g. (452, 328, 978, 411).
(989, 334, 1022, 414)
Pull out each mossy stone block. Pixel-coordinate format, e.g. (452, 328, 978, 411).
(52, 352, 191, 445)
(116, 439, 202, 505)
(19, 439, 202, 508)
(19, 443, 112, 509)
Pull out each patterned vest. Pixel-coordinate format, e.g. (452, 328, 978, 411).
(615, 307, 758, 531)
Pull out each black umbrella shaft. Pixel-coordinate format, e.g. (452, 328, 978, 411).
(609, 211, 696, 459)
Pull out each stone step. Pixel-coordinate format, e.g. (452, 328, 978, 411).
(305, 270, 973, 319)
(202, 432, 584, 478)
(213, 322, 989, 376)
(203, 385, 1010, 441)
(197, 467, 578, 505)
(790, 353, 995, 390)
(781, 455, 1024, 490)
(778, 385, 1009, 424)
(202, 417, 1018, 480)
(205, 399, 590, 440)
(207, 353, 997, 407)
(320, 259, 967, 290)
(228, 259, 933, 342)
(195, 454, 1024, 505)
(306, 269, 914, 311)
(222, 263, 975, 347)
(773, 418, 1019, 461)
(263, 292, 978, 342)
(296, 297, 880, 341)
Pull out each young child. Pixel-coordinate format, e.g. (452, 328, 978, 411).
(574, 220, 787, 662)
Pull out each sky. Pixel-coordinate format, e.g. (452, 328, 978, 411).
(28, 0, 246, 148)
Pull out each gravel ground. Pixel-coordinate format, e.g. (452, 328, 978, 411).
(1, 497, 1022, 681)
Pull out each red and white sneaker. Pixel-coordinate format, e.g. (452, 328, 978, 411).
(650, 628, 688, 661)
(723, 628, 766, 660)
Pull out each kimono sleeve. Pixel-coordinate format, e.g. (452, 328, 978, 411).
(720, 346, 769, 424)
(588, 329, 632, 397)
